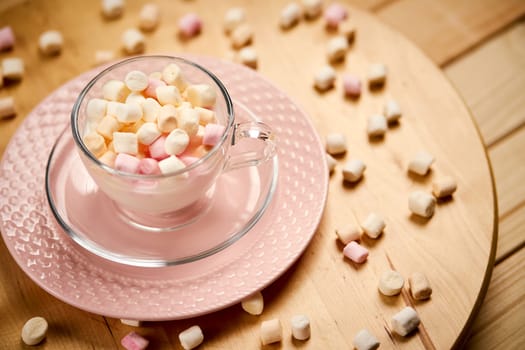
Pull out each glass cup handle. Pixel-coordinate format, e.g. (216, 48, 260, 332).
(224, 121, 276, 171)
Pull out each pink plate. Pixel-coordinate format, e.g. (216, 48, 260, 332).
(0, 55, 328, 320)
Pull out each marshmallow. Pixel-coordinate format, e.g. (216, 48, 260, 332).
(149, 136, 169, 160)
(99, 151, 116, 167)
(179, 325, 204, 350)
(353, 329, 380, 350)
(2, 57, 24, 80)
(368, 63, 387, 87)
(0, 96, 16, 119)
(342, 159, 366, 182)
(108, 101, 142, 123)
(83, 132, 107, 157)
(121, 331, 149, 350)
(391, 307, 420, 336)
(126, 92, 146, 105)
(115, 153, 141, 174)
(0, 26, 15, 51)
(185, 84, 217, 108)
(86, 98, 108, 124)
(260, 319, 282, 345)
(314, 65, 336, 91)
(139, 3, 160, 31)
(195, 107, 216, 125)
(120, 319, 143, 327)
(165, 129, 189, 155)
(325, 133, 346, 155)
(224, 7, 246, 34)
(432, 177, 457, 198)
(409, 272, 432, 300)
(96, 116, 120, 139)
(156, 85, 183, 106)
(144, 78, 167, 99)
(342, 74, 362, 97)
(202, 123, 225, 146)
(338, 21, 356, 43)
(324, 3, 348, 29)
(239, 46, 258, 69)
(189, 125, 205, 147)
(408, 191, 436, 218)
(157, 104, 178, 133)
(142, 97, 161, 122)
(125, 70, 149, 92)
(302, 0, 322, 19)
(94, 50, 115, 66)
(326, 153, 337, 173)
(384, 99, 402, 123)
(21, 317, 48, 346)
(361, 212, 385, 239)
(408, 151, 434, 176)
(343, 241, 368, 263)
(291, 315, 311, 341)
(102, 80, 130, 102)
(179, 13, 202, 38)
(102, 0, 124, 19)
(38, 30, 63, 55)
(158, 155, 186, 175)
(327, 35, 348, 62)
(241, 291, 264, 315)
(136, 122, 161, 145)
(113, 132, 138, 155)
(280, 3, 302, 29)
(138, 158, 161, 175)
(177, 108, 200, 136)
(231, 23, 253, 49)
(367, 114, 387, 138)
(378, 270, 405, 296)
(336, 224, 361, 244)
(122, 28, 145, 55)
(120, 119, 144, 133)
(161, 63, 187, 91)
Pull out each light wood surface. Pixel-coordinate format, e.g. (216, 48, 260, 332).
(0, 0, 523, 349)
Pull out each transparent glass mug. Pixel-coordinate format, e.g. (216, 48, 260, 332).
(71, 56, 276, 231)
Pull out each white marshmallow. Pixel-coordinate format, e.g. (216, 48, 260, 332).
(142, 97, 161, 122)
(94, 50, 115, 65)
(241, 291, 264, 315)
(96, 116, 120, 140)
(99, 151, 116, 167)
(125, 70, 149, 91)
(260, 319, 282, 345)
(342, 159, 366, 182)
(120, 319, 143, 327)
(432, 177, 457, 198)
(302, 0, 323, 18)
(21, 317, 48, 346)
(122, 28, 145, 55)
(139, 3, 160, 31)
(83, 132, 107, 157)
(291, 315, 311, 341)
(38, 30, 63, 55)
(338, 21, 356, 43)
(384, 99, 402, 123)
(2, 57, 24, 80)
(195, 107, 216, 125)
(368, 63, 387, 86)
(239, 46, 258, 68)
(314, 65, 336, 91)
(157, 104, 178, 133)
(335, 224, 361, 244)
(178, 325, 204, 350)
(409, 272, 432, 300)
(280, 3, 302, 29)
(231, 23, 253, 49)
(102, 0, 124, 19)
(161, 63, 188, 91)
(391, 307, 420, 336)
(353, 329, 380, 350)
(86, 98, 107, 124)
(367, 114, 387, 137)
(361, 212, 385, 239)
(176, 108, 200, 136)
(156, 85, 183, 106)
(326, 153, 337, 173)
(113, 132, 138, 155)
(224, 7, 246, 34)
(102, 79, 130, 102)
(408, 191, 436, 218)
(136, 122, 161, 145)
(158, 155, 186, 175)
(126, 92, 146, 105)
(185, 84, 217, 108)
(0, 96, 16, 119)
(327, 36, 349, 62)
(408, 151, 435, 176)
(107, 101, 142, 123)
(378, 270, 405, 296)
(165, 129, 189, 155)
(325, 133, 346, 155)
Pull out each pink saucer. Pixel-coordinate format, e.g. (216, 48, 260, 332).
(0, 55, 328, 320)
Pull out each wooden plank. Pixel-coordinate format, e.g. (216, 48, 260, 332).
(376, 0, 525, 65)
(497, 203, 525, 263)
(445, 20, 525, 146)
(465, 248, 525, 349)
(488, 126, 525, 215)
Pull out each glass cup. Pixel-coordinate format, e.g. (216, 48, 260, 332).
(71, 56, 276, 231)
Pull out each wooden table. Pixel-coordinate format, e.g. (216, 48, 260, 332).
(0, 1, 523, 349)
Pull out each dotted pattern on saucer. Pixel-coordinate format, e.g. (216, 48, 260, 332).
(0, 55, 328, 320)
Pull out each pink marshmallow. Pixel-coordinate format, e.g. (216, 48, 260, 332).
(144, 78, 166, 98)
(324, 3, 348, 29)
(179, 155, 200, 166)
(138, 157, 161, 175)
(121, 332, 149, 350)
(115, 153, 141, 174)
(343, 74, 362, 97)
(148, 135, 169, 160)
(179, 13, 202, 38)
(0, 26, 15, 51)
(343, 241, 368, 263)
(202, 123, 225, 146)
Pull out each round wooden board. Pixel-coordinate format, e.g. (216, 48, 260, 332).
(0, 1, 496, 349)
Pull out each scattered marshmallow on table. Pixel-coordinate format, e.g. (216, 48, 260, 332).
(408, 191, 436, 218)
(409, 272, 432, 300)
(21, 316, 48, 346)
(120, 319, 143, 327)
(367, 114, 387, 138)
(325, 133, 346, 155)
(179, 13, 202, 38)
(241, 291, 264, 315)
(343, 74, 361, 97)
(324, 2, 348, 29)
(0, 26, 15, 51)
(260, 319, 282, 345)
(224, 7, 246, 34)
(368, 63, 387, 87)
(342, 158, 366, 182)
(336, 224, 361, 244)
(378, 269, 405, 296)
(0, 96, 16, 119)
(2, 57, 24, 80)
(291, 314, 311, 341)
(239, 46, 258, 69)
(384, 99, 402, 123)
(125, 70, 149, 92)
(302, 0, 323, 19)
(139, 3, 160, 32)
(326, 153, 337, 173)
(432, 177, 457, 198)
(343, 241, 369, 263)
(391, 307, 420, 336)
(314, 65, 336, 91)
(231, 23, 254, 49)
(338, 21, 356, 43)
(121, 331, 149, 350)
(361, 212, 385, 239)
(280, 2, 302, 29)
(408, 150, 435, 176)
(353, 329, 380, 350)
(179, 325, 204, 350)
(102, 0, 124, 19)
(327, 35, 349, 62)
(38, 30, 63, 55)
(122, 28, 145, 55)
(94, 50, 115, 66)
